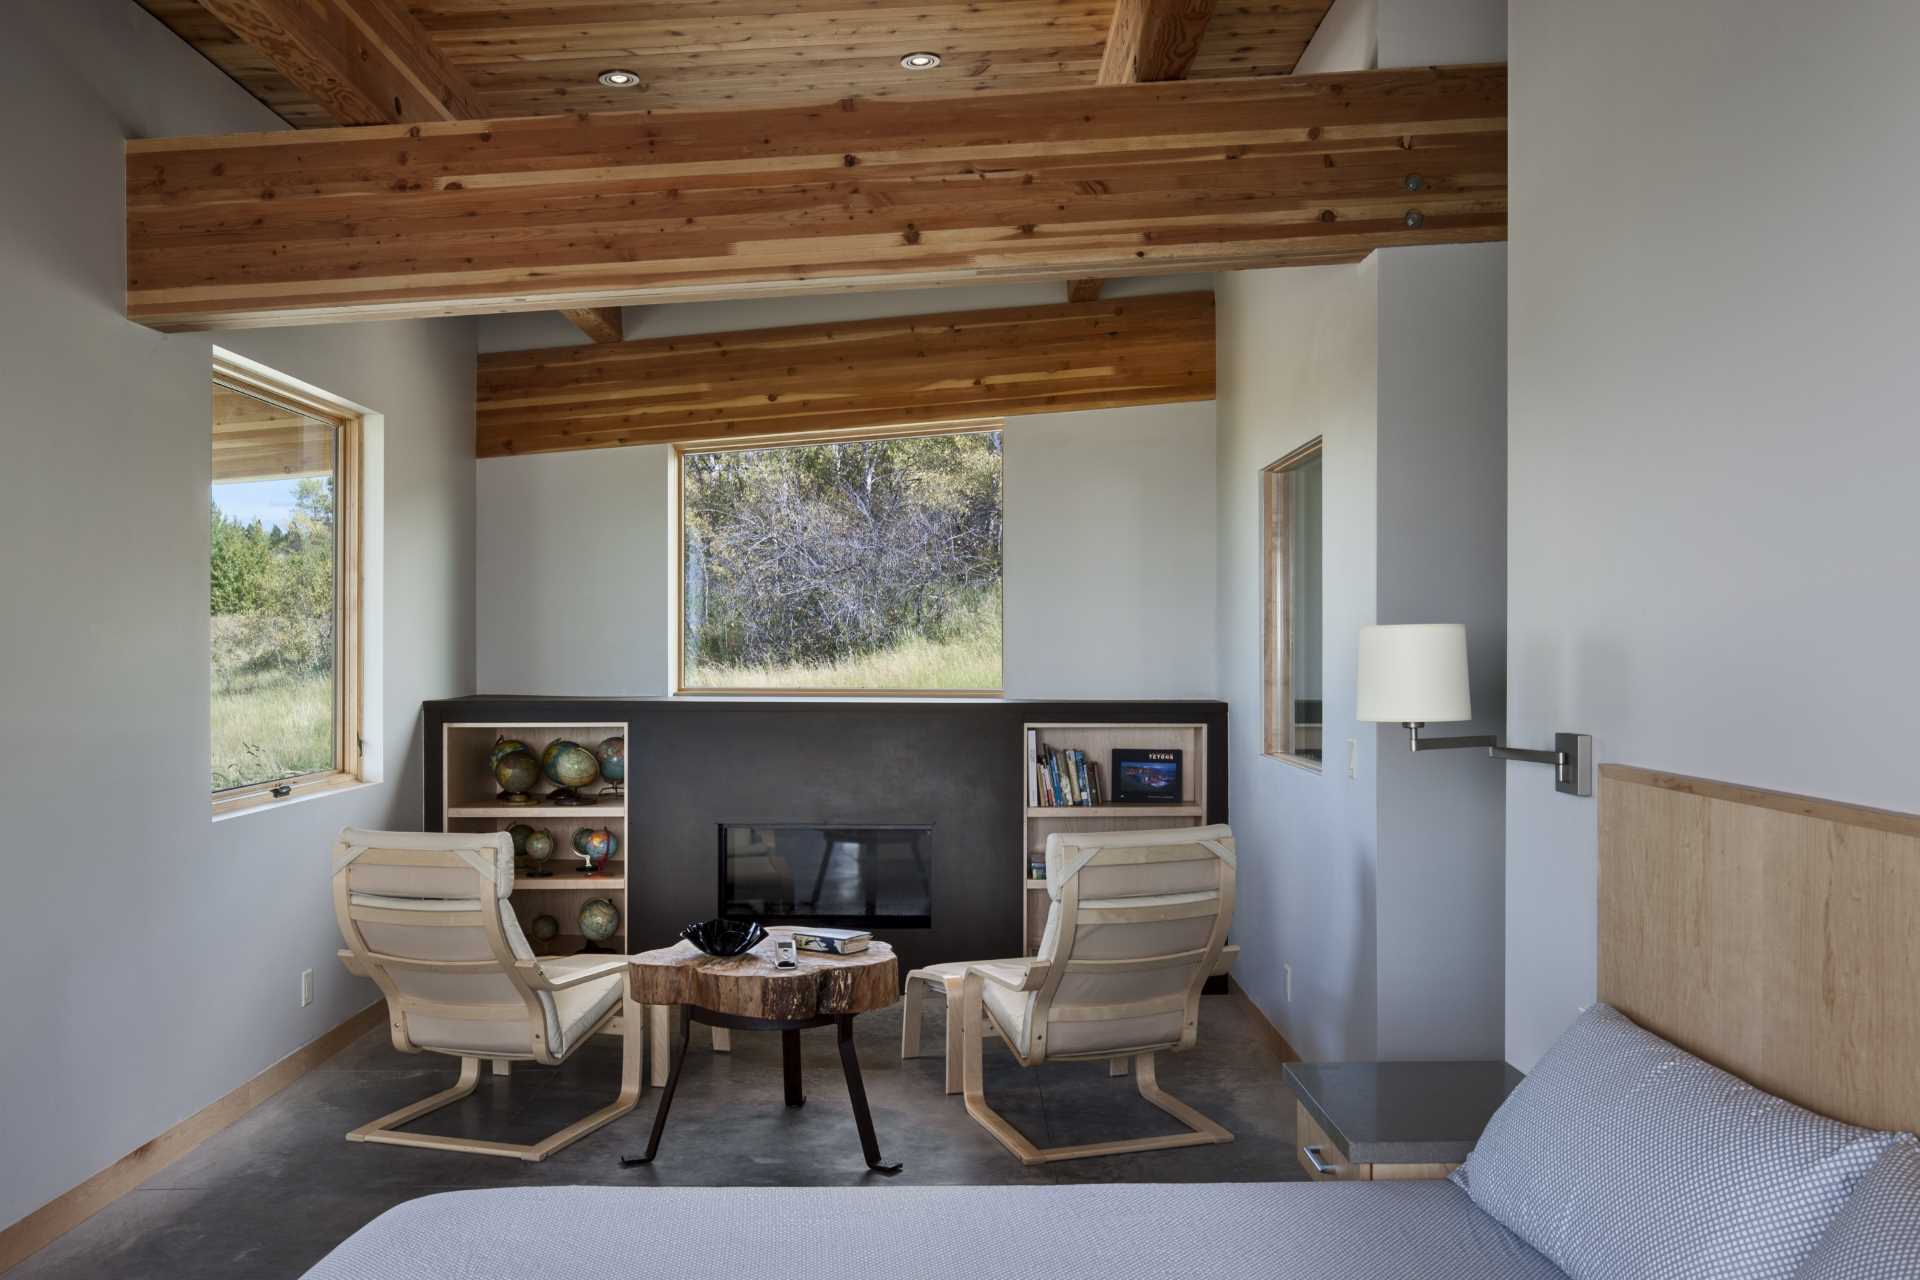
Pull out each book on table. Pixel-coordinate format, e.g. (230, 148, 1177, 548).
(791, 926, 872, 955)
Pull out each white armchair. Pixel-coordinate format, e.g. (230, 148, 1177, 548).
(331, 827, 642, 1161)
(960, 823, 1237, 1164)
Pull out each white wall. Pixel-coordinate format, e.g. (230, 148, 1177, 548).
(1379, 0, 1506, 65)
(1216, 261, 1383, 1060)
(1505, 0, 1920, 1067)
(0, 1, 476, 1231)
(476, 447, 672, 695)
(1003, 404, 1218, 698)
(1212, 0, 1507, 1063)
(1374, 243, 1508, 1058)
(473, 401, 1218, 697)
(1505, 0, 1920, 1059)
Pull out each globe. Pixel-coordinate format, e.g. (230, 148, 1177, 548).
(541, 739, 599, 801)
(492, 748, 541, 803)
(523, 827, 555, 863)
(578, 898, 620, 945)
(491, 737, 534, 770)
(596, 736, 625, 796)
(571, 825, 619, 873)
(529, 914, 560, 943)
(506, 823, 534, 856)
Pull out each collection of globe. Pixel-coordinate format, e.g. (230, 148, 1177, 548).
(490, 735, 624, 805)
(505, 820, 622, 872)
(492, 735, 628, 949)
(528, 897, 619, 948)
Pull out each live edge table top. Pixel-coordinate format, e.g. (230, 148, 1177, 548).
(628, 933, 900, 1022)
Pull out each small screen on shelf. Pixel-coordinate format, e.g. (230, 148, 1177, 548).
(1111, 749, 1183, 803)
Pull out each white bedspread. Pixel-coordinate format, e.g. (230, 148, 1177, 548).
(302, 1182, 1569, 1279)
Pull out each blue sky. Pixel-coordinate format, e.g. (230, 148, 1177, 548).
(212, 478, 300, 531)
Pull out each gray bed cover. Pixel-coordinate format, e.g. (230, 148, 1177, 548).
(303, 1181, 1568, 1279)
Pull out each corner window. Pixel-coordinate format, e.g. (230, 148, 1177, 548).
(1263, 440, 1323, 766)
(678, 427, 1003, 694)
(211, 359, 363, 810)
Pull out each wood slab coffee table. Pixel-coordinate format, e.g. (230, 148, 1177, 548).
(623, 932, 902, 1174)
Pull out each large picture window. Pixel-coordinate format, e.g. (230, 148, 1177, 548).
(678, 427, 1003, 693)
(1263, 440, 1323, 765)
(210, 359, 362, 810)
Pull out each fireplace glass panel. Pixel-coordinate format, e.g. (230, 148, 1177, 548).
(720, 824, 932, 928)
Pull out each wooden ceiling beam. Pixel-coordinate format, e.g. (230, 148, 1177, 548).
(1098, 0, 1220, 84)
(195, 0, 485, 125)
(196, 1, 627, 341)
(1074, 0, 1219, 300)
(560, 307, 626, 344)
(125, 66, 1508, 332)
(476, 292, 1216, 458)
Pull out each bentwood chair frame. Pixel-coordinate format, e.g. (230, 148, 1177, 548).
(331, 827, 642, 1161)
(960, 823, 1237, 1165)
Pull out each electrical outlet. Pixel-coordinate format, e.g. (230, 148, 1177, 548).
(1346, 739, 1358, 779)
(300, 969, 314, 1008)
(1285, 963, 1293, 1003)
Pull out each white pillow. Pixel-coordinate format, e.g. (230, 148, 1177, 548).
(1453, 1004, 1899, 1280)
(1794, 1135, 1920, 1280)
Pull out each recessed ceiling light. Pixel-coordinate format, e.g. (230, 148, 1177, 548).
(598, 69, 641, 89)
(899, 52, 942, 70)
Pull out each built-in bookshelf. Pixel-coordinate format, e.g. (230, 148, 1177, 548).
(442, 722, 629, 959)
(1021, 721, 1209, 954)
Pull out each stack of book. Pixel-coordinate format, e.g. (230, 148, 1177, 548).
(1027, 730, 1105, 807)
(790, 926, 871, 955)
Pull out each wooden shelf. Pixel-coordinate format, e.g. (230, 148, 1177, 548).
(444, 722, 632, 973)
(530, 933, 626, 958)
(449, 803, 625, 818)
(1021, 721, 1209, 955)
(1026, 804, 1203, 819)
(515, 863, 626, 889)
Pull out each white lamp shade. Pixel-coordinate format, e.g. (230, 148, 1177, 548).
(1357, 624, 1472, 724)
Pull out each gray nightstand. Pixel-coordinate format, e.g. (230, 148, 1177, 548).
(1284, 1060, 1523, 1181)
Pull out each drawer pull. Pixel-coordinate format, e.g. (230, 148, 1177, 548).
(1304, 1144, 1344, 1177)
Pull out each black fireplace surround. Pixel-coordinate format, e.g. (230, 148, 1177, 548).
(424, 697, 1228, 978)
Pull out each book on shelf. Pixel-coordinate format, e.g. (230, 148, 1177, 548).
(1031, 741, 1106, 808)
(1025, 728, 1040, 806)
(790, 926, 870, 955)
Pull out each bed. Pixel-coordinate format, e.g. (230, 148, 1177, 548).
(302, 1181, 1568, 1280)
(304, 767, 1920, 1280)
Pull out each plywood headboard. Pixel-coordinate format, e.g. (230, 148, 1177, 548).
(1599, 764, 1920, 1135)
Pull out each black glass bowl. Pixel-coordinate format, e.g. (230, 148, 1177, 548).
(681, 918, 768, 957)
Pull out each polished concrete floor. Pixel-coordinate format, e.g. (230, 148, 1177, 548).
(8, 994, 1304, 1279)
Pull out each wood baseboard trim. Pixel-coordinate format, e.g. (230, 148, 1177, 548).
(0, 1001, 384, 1272)
(1227, 978, 1300, 1063)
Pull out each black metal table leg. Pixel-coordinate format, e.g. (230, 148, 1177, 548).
(782, 1029, 805, 1106)
(621, 1006, 692, 1167)
(836, 1014, 902, 1174)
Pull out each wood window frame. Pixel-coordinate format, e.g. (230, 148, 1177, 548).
(1262, 439, 1323, 770)
(672, 420, 1005, 698)
(210, 355, 365, 817)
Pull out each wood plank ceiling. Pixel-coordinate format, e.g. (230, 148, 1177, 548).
(137, 0, 1336, 127)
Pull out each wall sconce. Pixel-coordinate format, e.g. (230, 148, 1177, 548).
(1356, 624, 1592, 797)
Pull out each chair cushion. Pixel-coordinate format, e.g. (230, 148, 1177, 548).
(539, 955, 626, 1057)
(980, 978, 1034, 1056)
(1454, 1004, 1898, 1280)
(1794, 1135, 1920, 1280)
